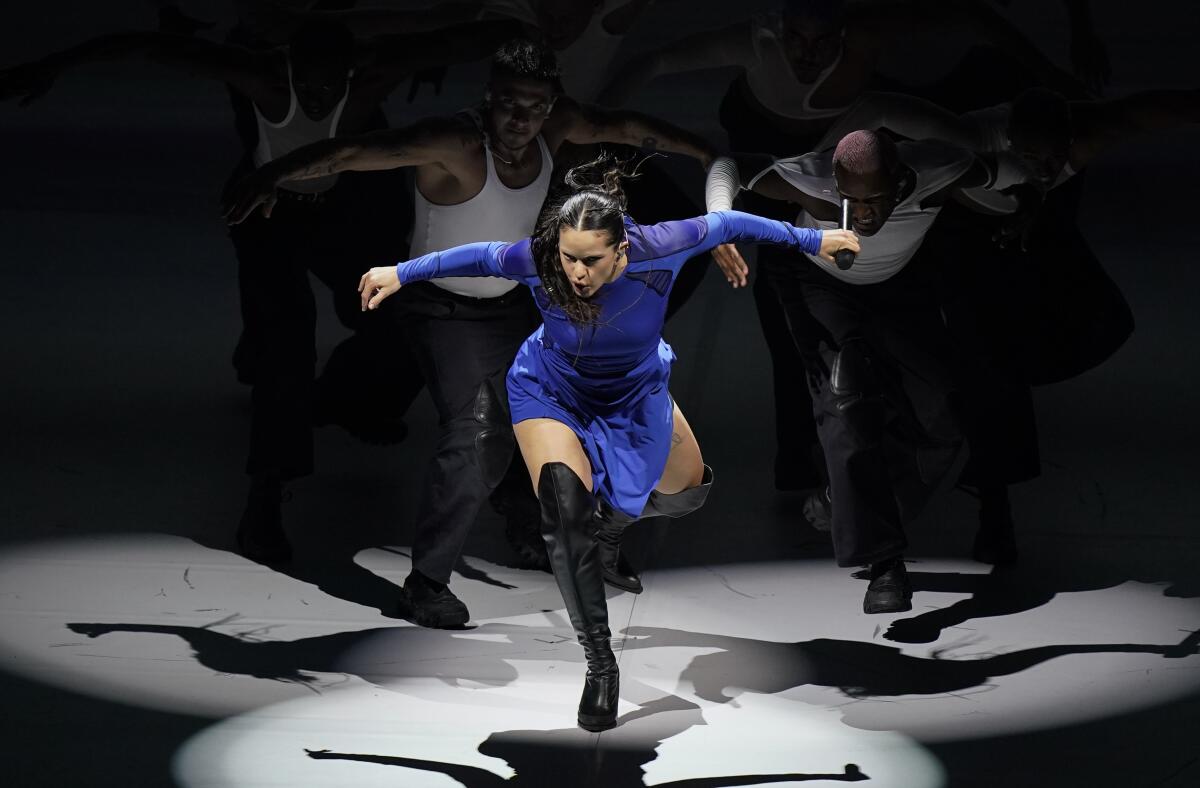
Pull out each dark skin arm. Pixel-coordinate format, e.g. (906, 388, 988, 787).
(222, 116, 482, 223)
(854, 0, 1089, 98)
(541, 96, 718, 168)
(1069, 89, 1200, 171)
(0, 31, 274, 109)
(352, 19, 525, 100)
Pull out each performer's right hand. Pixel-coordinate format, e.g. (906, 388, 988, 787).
(359, 266, 401, 311)
(817, 229, 860, 265)
(222, 167, 281, 225)
(713, 243, 750, 288)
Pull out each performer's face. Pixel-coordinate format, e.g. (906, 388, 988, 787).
(558, 227, 629, 299)
(291, 59, 351, 121)
(1008, 126, 1070, 187)
(780, 11, 844, 82)
(834, 165, 900, 236)
(485, 77, 558, 151)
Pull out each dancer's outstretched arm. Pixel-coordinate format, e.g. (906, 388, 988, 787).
(359, 240, 537, 311)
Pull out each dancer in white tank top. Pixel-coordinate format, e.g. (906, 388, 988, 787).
(224, 38, 717, 628)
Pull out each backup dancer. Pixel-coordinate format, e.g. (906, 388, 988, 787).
(224, 39, 718, 627)
(356, 160, 858, 731)
(706, 130, 996, 614)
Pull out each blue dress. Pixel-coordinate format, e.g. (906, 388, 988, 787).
(397, 210, 823, 517)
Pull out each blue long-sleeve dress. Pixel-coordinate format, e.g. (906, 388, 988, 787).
(396, 210, 823, 517)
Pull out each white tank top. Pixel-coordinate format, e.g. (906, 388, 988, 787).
(410, 129, 554, 299)
(252, 59, 350, 194)
(743, 12, 850, 121)
(754, 140, 976, 285)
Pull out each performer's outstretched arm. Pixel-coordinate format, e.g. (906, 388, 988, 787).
(359, 240, 537, 311)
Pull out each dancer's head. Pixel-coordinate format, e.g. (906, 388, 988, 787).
(288, 20, 355, 120)
(1008, 87, 1072, 186)
(531, 0, 598, 50)
(485, 39, 563, 152)
(780, 0, 847, 82)
(832, 129, 906, 236)
(532, 156, 632, 324)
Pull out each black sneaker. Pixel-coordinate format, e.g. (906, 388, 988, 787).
(236, 480, 292, 564)
(863, 558, 912, 614)
(397, 572, 470, 628)
(802, 485, 833, 532)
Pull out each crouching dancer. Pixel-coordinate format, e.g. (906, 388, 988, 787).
(356, 159, 858, 731)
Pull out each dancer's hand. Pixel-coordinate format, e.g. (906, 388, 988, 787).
(359, 266, 401, 311)
(222, 165, 283, 225)
(0, 61, 59, 106)
(713, 243, 749, 288)
(817, 229, 860, 264)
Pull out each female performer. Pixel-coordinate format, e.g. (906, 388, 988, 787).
(357, 161, 858, 732)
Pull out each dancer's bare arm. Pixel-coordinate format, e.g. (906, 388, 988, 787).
(0, 32, 273, 107)
(543, 97, 718, 168)
(595, 22, 753, 107)
(1070, 89, 1200, 171)
(222, 117, 482, 223)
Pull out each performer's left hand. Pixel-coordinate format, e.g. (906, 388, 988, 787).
(817, 229, 860, 264)
(713, 243, 749, 288)
(359, 267, 401, 311)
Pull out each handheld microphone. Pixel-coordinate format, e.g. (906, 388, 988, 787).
(835, 197, 856, 271)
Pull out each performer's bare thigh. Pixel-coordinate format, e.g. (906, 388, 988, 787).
(514, 418, 593, 494)
(656, 402, 704, 494)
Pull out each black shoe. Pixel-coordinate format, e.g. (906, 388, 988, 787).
(595, 502, 641, 594)
(973, 493, 1018, 565)
(577, 629, 619, 732)
(397, 572, 469, 628)
(236, 479, 292, 564)
(802, 485, 833, 533)
(863, 558, 912, 614)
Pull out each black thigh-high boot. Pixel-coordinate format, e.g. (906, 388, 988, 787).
(595, 465, 716, 595)
(538, 462, 618, 732)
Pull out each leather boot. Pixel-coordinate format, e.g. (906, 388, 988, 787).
(594, 501, 641, 593)
(538, 462, 618, 732)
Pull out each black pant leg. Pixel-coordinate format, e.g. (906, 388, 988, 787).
(230, 201, 319, 481)
(401, 284, 538, 585)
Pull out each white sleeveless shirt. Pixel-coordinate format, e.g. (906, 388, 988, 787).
(743, 11, 850, 121)
(252, 59, 350, 194)
(409, 128, 554, 299)
(752, 140, 976, 285)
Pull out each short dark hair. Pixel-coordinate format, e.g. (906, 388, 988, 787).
(833, 129, 899, 176)
(288, 20, 355, 69)
(489, 38, 562, 90)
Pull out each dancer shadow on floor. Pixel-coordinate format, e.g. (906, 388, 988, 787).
(64, 621, 591, 690)
(884, 565, 1200, 644)
(186, 537, 520, 623)
(620, 626, 1200, 704)
(305, 695, 867, 786)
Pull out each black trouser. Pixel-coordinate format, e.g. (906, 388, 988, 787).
(396, 282, 540, 585)
(718, 76, 831, 485)
(769, 258, 963, 567)
(229, 175, 421, 481)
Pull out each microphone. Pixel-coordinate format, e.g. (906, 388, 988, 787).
(835, 197, 856, 270)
